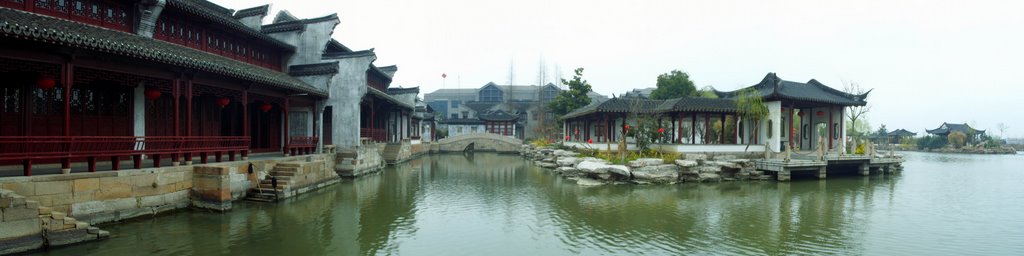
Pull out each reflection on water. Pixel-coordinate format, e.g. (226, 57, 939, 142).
(43, 152, 1024, 255)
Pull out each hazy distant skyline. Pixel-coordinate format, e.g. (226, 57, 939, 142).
(221, 0, 1024, 137)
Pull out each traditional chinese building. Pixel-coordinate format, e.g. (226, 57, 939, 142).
(561, 73, 869, 153)
(444, 110, 520, 138)
(886, 129, 917, 142)
(0, 1, 413, 176)
(926, 122, 985, 141)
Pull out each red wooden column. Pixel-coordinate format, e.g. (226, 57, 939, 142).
(185, 81, 194, 163)
(57, 61, 75, 176)
(283, 98, 290, 155)
(169, 79, 181, 166)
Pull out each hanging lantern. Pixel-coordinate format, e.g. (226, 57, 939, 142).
(574, 129, 579, 135)
(658, 127, 665, 134)
(215, 97, 231, 108)
(36, 75, 56, 90)
(260, 103, 273, 112)
(816, 111, 825, 117)
(587, 138, 593, 144)
(798, 111, 805, 117)
(624, 125, 630, 130)
(144, 87, 162, 100)
(564, 135, 570, 141)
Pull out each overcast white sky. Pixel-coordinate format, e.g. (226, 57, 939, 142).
(222, 0, 1024, 137)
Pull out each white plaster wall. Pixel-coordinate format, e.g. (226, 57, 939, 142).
(762, 101, 782, 152)
(329, 56, 374, 148)
(267, 19, 338, 66)
(237, 15, 264, 30)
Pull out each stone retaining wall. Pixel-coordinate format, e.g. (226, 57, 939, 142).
(335, 144, 384, 177)
(521, 145, 771, 186)
(0, 154, 335, 224)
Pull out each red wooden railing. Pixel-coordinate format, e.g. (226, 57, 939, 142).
(0, 136, 249, 176)
(360, 128, 386, 142)
(285, 136, 318, 156)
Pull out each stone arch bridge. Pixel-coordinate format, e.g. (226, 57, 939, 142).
(435, 133, 523, 153)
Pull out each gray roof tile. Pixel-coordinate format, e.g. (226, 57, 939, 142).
(0, 8, 326, 97)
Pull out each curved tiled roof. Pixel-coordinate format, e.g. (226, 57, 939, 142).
(233, 4, 269, 18)
(714, 73, 869, 106)
(367, 87, 413, 109)
(926, 122, 985, 135)
(261, 14, 339, 34)
(561, 96, 740, 120)
(888, 129, 917, 137)
(166, 0, 295, 51)
(288, 62, 339, 76)
(0, 8, 326, 97)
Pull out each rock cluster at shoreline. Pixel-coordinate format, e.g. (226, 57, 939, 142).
(521, 146, 771, 186)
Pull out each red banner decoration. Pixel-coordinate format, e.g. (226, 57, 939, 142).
(260, 103, 273, 112)
(816, 111, 825, 117)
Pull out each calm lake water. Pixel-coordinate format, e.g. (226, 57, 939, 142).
(41, 152, 1024, 255)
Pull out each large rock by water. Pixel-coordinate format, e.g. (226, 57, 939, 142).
(685, 154, 707, 161)
(632, 164, 680, 184)
(601, 165, 632, 178)
(694, 166, 721, 174)
(708, 161, 741, 169)
(555, 167, 581, 177)
(553, 150, 579, 157)
(577, 161, 631, 180)
(577, 161, 608, 175)
(674, 160, 698, 167)
(556, 157, 581, 167)
(539, 162, 558, 169)
(698, 173, 722, 182)
(628, 158, 664, 168)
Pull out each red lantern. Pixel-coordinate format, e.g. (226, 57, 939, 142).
(624, 125, 630, 130)
(816, 111, 825, 117)
(658, 127, 665, 134)
(260, 103, 273, 112)
(574, 129, 579, 135)
(798, 111, 805, 117)
(215, 97, 231, 108)
(565, 135, 570, 141)
(587, 138, 593, 144)
(36, 76, 56, 90)
(144, 87, 162, 100)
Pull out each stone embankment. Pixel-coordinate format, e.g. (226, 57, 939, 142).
(1, 189, 108, 255)
(521, 146, 771, 186)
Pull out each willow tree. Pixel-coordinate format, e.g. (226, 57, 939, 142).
(736, 88, 767, 145)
